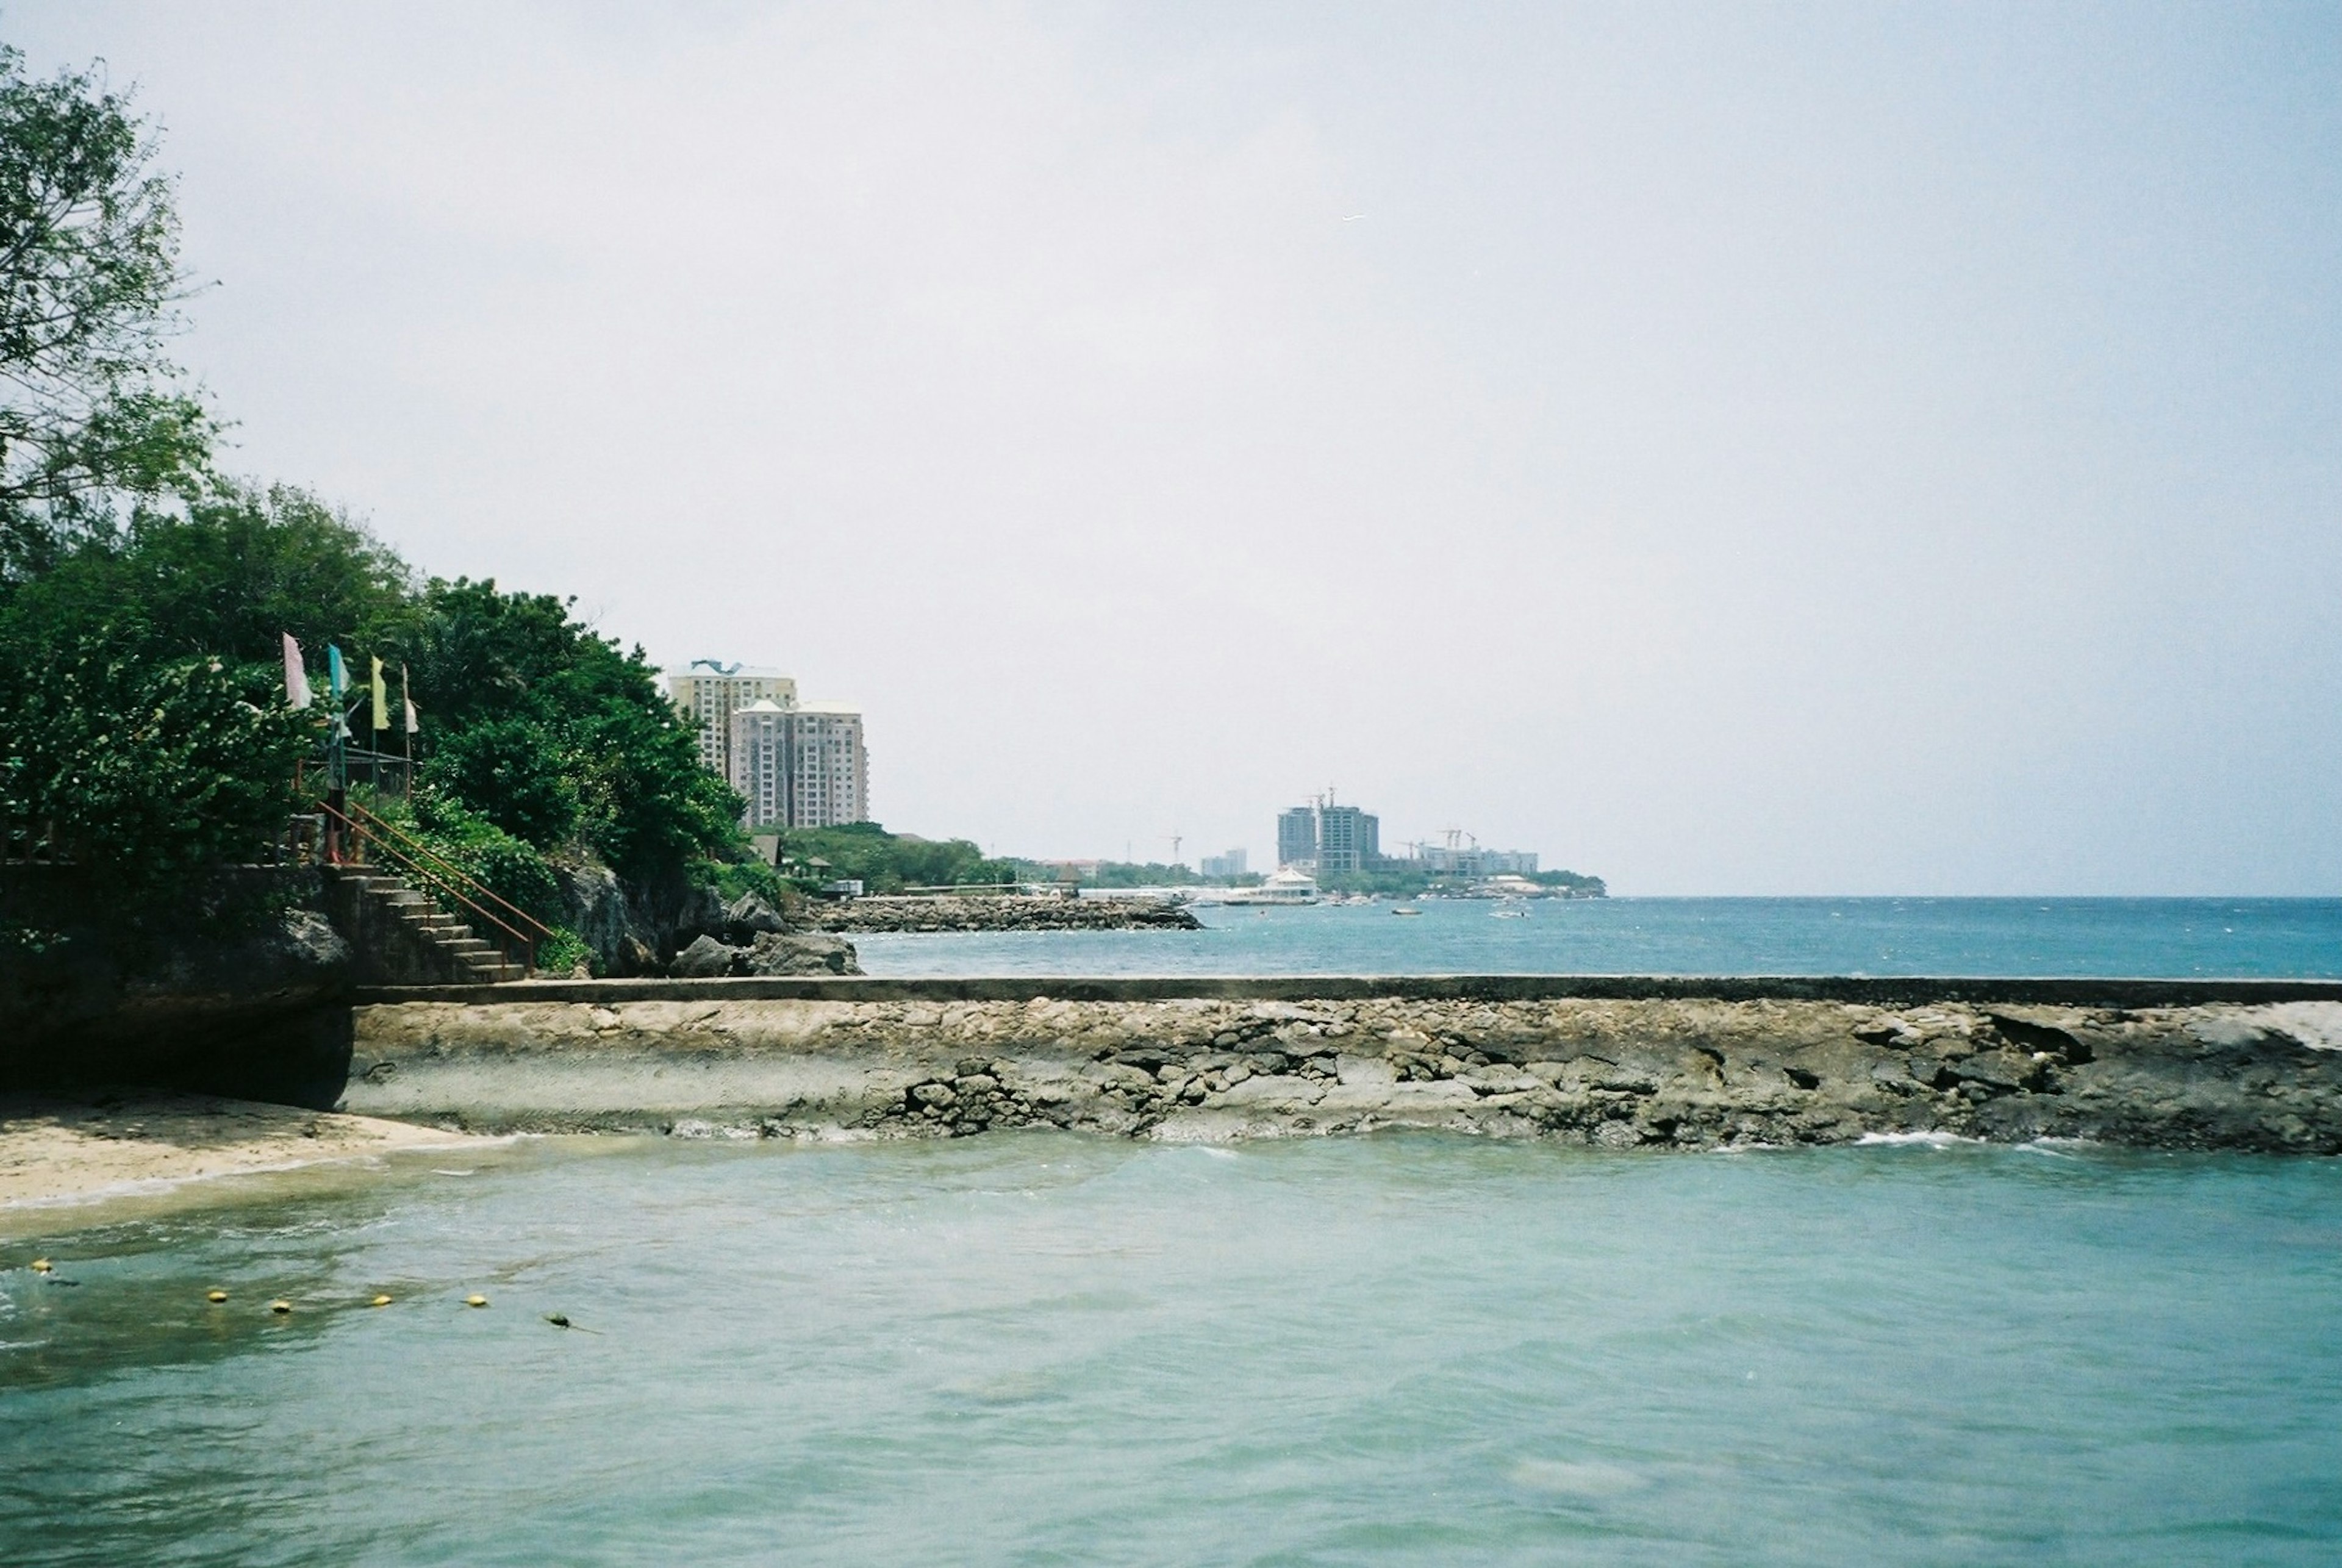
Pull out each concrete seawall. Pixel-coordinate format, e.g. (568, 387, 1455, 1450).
(343, 976, 2342, 1153)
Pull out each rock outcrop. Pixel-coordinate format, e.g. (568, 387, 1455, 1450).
(342, 992, 2342, 1153)
(669, 932, 861, 978)
(808, 895, 1200, 933)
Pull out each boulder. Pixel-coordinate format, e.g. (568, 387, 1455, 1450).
(672, 882, 730, 945)
(671, 934, 743, 978)
(741, 931, 862, 976)
(722, 892, 790, 942)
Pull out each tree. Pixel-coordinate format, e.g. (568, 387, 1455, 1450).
(784, 823, 1016, 892)
(0, 46, 215, 580)
(395, 578, 742, 881)
(0, 483, 415, 667)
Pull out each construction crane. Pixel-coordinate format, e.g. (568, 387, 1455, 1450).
(1164, 832, 1184, 866)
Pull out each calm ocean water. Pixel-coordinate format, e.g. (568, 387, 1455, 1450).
(5, 1134, 2341, 1565)
(855, 897, 2342, 978)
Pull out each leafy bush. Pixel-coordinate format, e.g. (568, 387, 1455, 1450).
(390, 578, 744, 882)
(403, 788, 564, 927)
(0, 635, 309, 896)
(533, 925, 593, 978)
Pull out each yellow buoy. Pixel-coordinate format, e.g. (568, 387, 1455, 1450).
(206, 1289, 228, 1303)
(30, 1258, 52, 1273)
(464, 1294, 489, 1308)
(270, 1299, 292, 1315)
(370, 1295, 393, 1308)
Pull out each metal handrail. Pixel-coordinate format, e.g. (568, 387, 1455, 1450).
(343, 799, 554, 945)
(318, 800, 542, 976)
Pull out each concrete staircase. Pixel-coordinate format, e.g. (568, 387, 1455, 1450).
(321, 866, 529, 986)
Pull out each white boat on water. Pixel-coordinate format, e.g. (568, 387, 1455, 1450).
(1212, 868, 1321, 906)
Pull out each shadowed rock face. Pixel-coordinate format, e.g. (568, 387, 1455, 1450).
(343, 995, 2342, 1153)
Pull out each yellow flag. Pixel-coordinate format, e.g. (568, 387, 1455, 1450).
(370, 656, 389, 731)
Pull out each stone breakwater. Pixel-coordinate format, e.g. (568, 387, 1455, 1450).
(342, 984, 2342, 1152)
(806, 896, 1201, 933)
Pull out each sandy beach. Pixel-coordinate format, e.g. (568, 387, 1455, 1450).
(0, 1093, 488, 1219)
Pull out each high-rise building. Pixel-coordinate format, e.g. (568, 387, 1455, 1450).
(787, 703, 868, 829)
(668, 660, 797, 779)
(727, 700, 868, 829)
(729, 699, 792, 829)
(1315, 804, 1380, 875)
(1277, 807, 1317, 870)
(1200, 848, 1247, 879)
(1279, 797, 1381, 873)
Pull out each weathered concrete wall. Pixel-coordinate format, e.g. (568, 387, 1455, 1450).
(344, 986, 2342, 1153)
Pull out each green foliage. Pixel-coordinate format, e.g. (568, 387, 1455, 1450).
(420, 716, 581, 848)
(1529, 869, 1606, 897)
(0, 45, 218, 579)
(1317, 864, 1438, 897)
(0, 484, 415, 667)
(534, 925, 593, 978)
(0, 634, 309, 895)
(403, 788, 563, 926)
(695, 856, 790, 908)
(390, 578, 743, 881)
(782, 822, 1014, 893)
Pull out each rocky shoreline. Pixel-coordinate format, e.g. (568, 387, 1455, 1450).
(342, 989, 2342, 1153)
(806, 895, 1201, 933)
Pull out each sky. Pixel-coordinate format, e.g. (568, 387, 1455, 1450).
(10, 1, 2338, 893)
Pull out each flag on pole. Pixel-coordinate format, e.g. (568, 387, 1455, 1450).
(282, 634, 312, 710)
(328, 645, 348, 701)
(370, 656, 389, 731)
(402, 665, 419, 734)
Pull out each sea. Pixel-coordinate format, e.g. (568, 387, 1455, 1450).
(853, 895, 2342, 979)
(5, 898, 2341, 1564)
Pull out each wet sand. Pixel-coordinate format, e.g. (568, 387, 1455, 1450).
(0, 1093, 488, 1223)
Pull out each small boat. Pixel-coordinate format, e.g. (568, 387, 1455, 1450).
(1492, 906, 1529, 918)
(1392, 906, 1423, 917)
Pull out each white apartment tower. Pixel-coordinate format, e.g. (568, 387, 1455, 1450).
(668, 660, 797, 780)
(729, 699, 792, 829)
(727, 700, 869, 829)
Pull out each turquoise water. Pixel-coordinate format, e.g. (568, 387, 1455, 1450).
(6, 1133, 2342, 1564)
(855, 897, 2342, 978)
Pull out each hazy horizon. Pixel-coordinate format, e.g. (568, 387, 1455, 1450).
(12, 2, 2337, 895)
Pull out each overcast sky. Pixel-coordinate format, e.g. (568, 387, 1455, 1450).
(12, 2, 2338, 892)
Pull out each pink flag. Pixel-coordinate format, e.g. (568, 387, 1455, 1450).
(282, 633, 312, 710)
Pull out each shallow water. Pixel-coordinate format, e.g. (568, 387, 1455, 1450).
(853, 895, 2342, 978)
(5, 1134, 2340, 1564)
